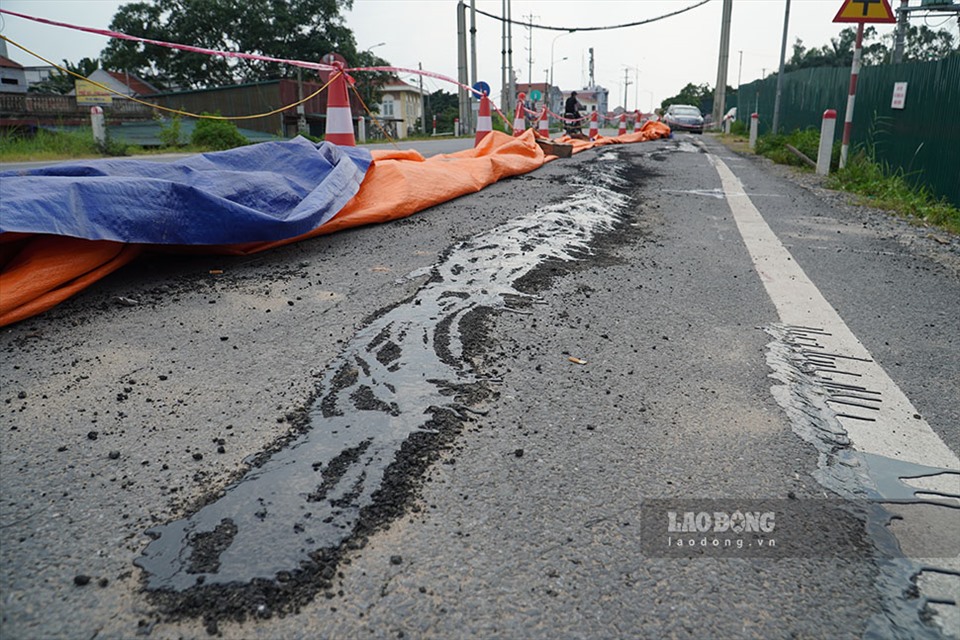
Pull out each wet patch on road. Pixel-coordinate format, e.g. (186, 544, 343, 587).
(135, 150, 646, 627)
(766, 324, 960, 639)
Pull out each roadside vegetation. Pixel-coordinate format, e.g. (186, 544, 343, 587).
(718, 127, 959, 235)
(0, 117, 251, 162)
(0, 128, 131, 162)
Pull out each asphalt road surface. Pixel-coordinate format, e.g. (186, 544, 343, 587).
(2, 133, 958, 639)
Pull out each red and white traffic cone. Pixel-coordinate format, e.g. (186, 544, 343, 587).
(588, 111, 599, 140)
(324, 61, 355, 146)
(634, 110, 642, 132)
(537, 106, 549, 138)
(475, 92, 492, 147)
(618, 113, 627, 136)
(513, 93, 526, 137)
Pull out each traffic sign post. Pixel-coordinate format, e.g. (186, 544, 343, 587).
(833, 0, 896, 169)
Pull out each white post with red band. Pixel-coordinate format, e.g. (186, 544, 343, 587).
(840, 23, 864, 169)
(90, 106, 106, 148)
(749, 112, 759, 150)
(324, 61, 355, 146)
(618, 113, 626, 136)
(588, 111, 599, 140)
(634, 110, 642, 133)
(817, 109, 837, 176)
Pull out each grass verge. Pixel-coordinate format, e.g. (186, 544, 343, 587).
(0, 128, 132, 162)
(827, 151, 960, 235)
(726, 129, 959, 236)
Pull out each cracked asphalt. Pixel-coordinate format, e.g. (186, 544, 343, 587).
(2, 133, 958, 639)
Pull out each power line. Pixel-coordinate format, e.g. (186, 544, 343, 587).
(473, 0, 714, 33)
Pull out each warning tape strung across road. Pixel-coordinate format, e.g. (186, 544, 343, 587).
(0, 9, 336, 72)
(0, 35, 338, 122)
(1, 9, 661, 137)
(0, 10, 517, 127)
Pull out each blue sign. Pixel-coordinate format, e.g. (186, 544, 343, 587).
(472, 81, 490, 99)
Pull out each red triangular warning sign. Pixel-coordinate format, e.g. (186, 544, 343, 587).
(834, 0, 896, 23)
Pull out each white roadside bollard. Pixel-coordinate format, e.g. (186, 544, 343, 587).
(90, 106, 106, 149)
(357, 116, 366, 143)
(749, 112, 759, 150)
(817, 109, 837, 176)
(724, 116, 732, 135)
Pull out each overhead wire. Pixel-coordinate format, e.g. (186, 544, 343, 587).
(1, 34, 337, 121)
(472, 0, 714, 33)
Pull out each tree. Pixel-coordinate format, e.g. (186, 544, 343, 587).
(786, 24, 957, 72)
(661, 82, 728, 114)
(661, 83, 711, 111)
(424, 89, 459, 132)
(900, 24, 958, 63)
(28, 57, 100, 94)
(100, 0, 365, 90)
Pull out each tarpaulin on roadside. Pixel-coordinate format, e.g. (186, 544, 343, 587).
(215, 130, 547, 256)
(554, 120, 672, 153)
(0, 137, 372, 245)
(0, 126, 670, 327)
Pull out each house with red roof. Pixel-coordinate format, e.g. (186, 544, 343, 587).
(85, 69, 160, 98)
(0, 55, 28, 94)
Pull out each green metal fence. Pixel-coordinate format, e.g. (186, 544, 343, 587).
(737, 57, 960, 208)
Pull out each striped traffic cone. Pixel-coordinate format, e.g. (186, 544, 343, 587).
(475, 92, 492, 147)
(513, 93, 526, 137)
(634, 110, 642, 132)
(618, 113, 627, 136)
(588, 111, 599, 140)
(324, 61, 355, 146)
(537, 106, 549, 138)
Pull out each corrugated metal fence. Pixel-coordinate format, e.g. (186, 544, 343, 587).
(737, 57, 960, 207)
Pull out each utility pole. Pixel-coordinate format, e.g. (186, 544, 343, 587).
(524, 13, 538, 88)
(738, 50, 743, 88)
(457, 1, 469, 135)
(419, 62, 426, 135)
(623, 68, 633, 111)
(712, 0, 733, 128)
(501, 0, 508, 115)
(893, 0, 908, 63)
(772, 0, 791, 134)
(507, 0, 515, 117)
(469, 0, 477, 132)
(588, 47, 595, 87)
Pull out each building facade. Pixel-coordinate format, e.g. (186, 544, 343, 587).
(377, 78, 423, 139)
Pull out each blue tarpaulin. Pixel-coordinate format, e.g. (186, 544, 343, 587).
(0, 137, 372, 245)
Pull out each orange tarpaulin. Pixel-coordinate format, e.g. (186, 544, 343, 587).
(0, 125, 670, 327)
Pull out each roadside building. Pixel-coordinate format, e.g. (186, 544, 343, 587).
(377, 77, 423, 139)
(0, 56, 28, 94)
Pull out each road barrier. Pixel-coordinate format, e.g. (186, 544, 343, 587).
(324, 62, 356, 147)
(475, 93, 492, 146)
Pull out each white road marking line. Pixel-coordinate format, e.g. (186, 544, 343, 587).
(708, 153, 959, 476)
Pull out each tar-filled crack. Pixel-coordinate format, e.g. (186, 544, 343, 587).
(765, 324, 958, 640)
(135, 148, 652, 628)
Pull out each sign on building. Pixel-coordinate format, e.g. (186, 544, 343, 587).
(75, 79, 112, 105)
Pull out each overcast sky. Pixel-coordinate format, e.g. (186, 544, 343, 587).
(2, 0, 957, 111)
